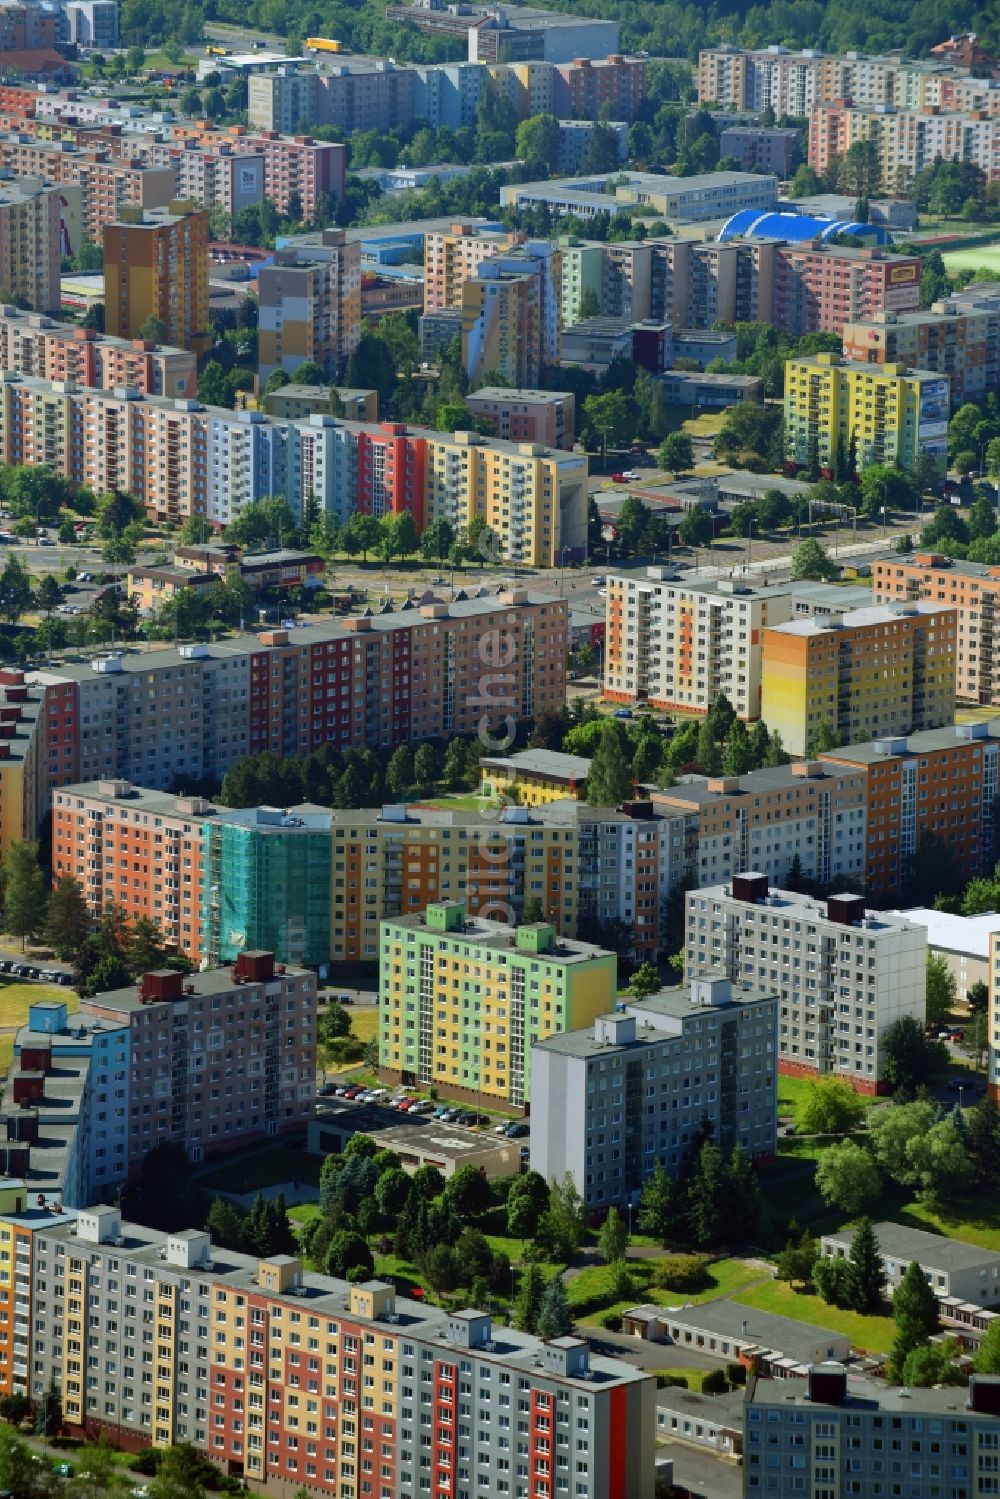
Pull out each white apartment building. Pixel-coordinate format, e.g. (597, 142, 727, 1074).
(604, 569, 871, 719)
(685, 874, 926, 1092)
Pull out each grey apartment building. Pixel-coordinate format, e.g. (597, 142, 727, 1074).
(745, 1363, 1000, 1499)
(530, 976, 777, 1211)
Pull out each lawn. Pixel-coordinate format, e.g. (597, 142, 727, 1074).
(943, 244, 1000, 277)
(350, 1008, 377, 1045)
(732, 1276, 895, 1353)
(684, 411, 728, 437)
(903, 1200, 1000, 1254)
(651, 1366, 732, 1393)
(418, 795, 489, 811)
(198, 1147, 321, 1195)
(678, 1257, 768, 1306)
(0, 982, 76, 1029)
(777, 1075, 817, 1122)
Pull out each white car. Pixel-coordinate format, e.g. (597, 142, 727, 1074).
(589, 575, 605, 586)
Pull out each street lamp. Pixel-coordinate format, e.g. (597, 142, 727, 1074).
(746, 518, 755, 572)
(959, 1084, 965, 1112)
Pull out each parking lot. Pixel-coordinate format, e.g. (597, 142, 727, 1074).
(0, 957, 74, 986)
(318, 1082, 530, 1141)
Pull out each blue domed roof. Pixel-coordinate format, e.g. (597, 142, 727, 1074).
(717, 210, 891, 246)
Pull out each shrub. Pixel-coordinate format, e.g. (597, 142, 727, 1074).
(651, 1254, 711, 1293)
(701, 1368, 730, 1395)
(727, 1362, 747, 1387)
(655, 1373, 689, 1390)
(601, 1311, 622, 1331)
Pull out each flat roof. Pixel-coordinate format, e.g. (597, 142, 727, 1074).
(383, 910, 609, 964)
(889, 908, 999, 959)
(534, 982, 776, 1058)
(83, 960, 309, 1015)
(765, 601, 953, 635)
(824, 720, 1000, 763)
(823, 1220, 1000, 1272)
(693, 882, 919, 935)
(749, 1371, 996, 1417)
(479, 747, 592, 781)
(655, 1385, 746, 1427)
(468, 387, 573, 405)
(875, 550, 1000, 582)
(652, 760, 860, 809)
(663, 1299, 849, 1364)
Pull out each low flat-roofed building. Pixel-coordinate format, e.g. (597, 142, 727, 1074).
(890, 907, 998, 996)
(821, 1220, 1000, 1304)
(308, 1108, 520, 1179)
(632, 1297, 850, 1376)
(479, 747, 593, 804)
(654, 1385, 745, 1457)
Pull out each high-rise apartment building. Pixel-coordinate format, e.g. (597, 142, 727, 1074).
(603, 569, 873, 720)
(379, 899, 617, 1109)
(552, 54, 648, 120)
(81, 952, 316, 1172)
(0, 1203, 654, 1496)
(772, 245, 921, 337)
(464, 387, 575, 449)
(0, 305, 197, 397)
(652, 759, 869, 892)
(33, 592, 566, 821)
(821, 721, 1000, 896)
(531, 976, 778, 1211)
(808, 99, 1000, 194)
(686, 876, 926, 1091)
(102, 199, 210, 356)
(0, 139, 175, 243)
(0, 175, 63, 313)
(460, 241, 561, 387)
(257, 229, 362, 381)
(784, 353, 949, 475)
(423, 221, 521, 312)
(746, 1364, 1000, 1499)
(248, 61, 416, 136)
(760, 601, 957, 757)
(0, 668, 47, 861)
(842, 301, 995, 406)
(873, 552, 1000, 706)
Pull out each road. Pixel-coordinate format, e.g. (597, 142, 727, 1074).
(657, 1442, 742, 1499)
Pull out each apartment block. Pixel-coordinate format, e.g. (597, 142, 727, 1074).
(873, 551, 1000, 706)
(653, 759, 869, 892)
(152, 125, 347, 220)
(745, 1364, 1000, 1499)
(31, 590, 566, 812)
(465, 387, 575, 449)
(159, 140, 264, 219)
(991, 929, 1000, 1104)
(103, 200, 210, 356)
(686, 876, 926, 1091)
(424, 222, 521, 314)
(718, 125, 801, 174)
(1, 1207, 654, 1498)
(603, 569, 873, 720)
(0, 306, 196, 397)
(558, 236, 603, 326)
(0, 174, 62, 313)
(491, 59, 554, 120)
(808, 99, 1000, 193)
(459, 240, 560, 387)
(531, 976, 778, 1211)
(784, 353, 948, 475)
(772, 245, 921, 338)
(81, 952, 315, 1171)
(248, 61, 415, 136)
(822, 721, 1000, 897)
(328, 795, 691, 963)
(842, 300, 994, 405)
(760, 601, 957, 757)
(380, 899, 617, 1108)
(0, 139, 175, 245)
(0, 668, 47, 860)
(552, 53, 647, 121)
(258, 229, 362, 381)
(412, 60, 485, 128)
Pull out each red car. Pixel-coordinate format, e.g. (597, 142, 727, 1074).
(611, 472, 626, 483)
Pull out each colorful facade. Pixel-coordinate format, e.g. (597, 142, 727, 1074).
(423, 222, 521, 312)
(783, 353, 949, 476)
(842, 301, 995, 406)
(0, 1205, 655, 1497)
(0, 305, 196, 397)
(257, 230, 362, 382)
(0, 175, 63, 314)
(0, 139, 175, 250)
(464, 387, 575, 449)
(874, 552, 1000, 706)
(379, 900, 617, 1108)
(822, 721, 1000, 897)
(760, 601, 957, 757)
(103, 199, 210, 356)
(808, 99, 1000, 192)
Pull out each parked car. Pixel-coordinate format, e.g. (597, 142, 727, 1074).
(504, 1122, 530, 1139)
(614, 708, 633, 719)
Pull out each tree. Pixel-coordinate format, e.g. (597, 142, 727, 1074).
(3, 840, 45, 949)
(679, 506, 714, 546)
(582, 390, 635, 456)
(0, 1426, 50, 1498)
(585, 724, 632, 806)
(686, 1140, 728, 1248)
(598, 1207, 628, 1264)
(537, 1175, 586, 1262)
(968, 979, 989, 1016)
(225, 496, 299, 551)
(139, 314, 166, 343)
(813, 1254, 855, 1308)
(0, 555, 32, 624)
(814, 1141, 882, 1214)
(790, 538, 837, 581)
(503, 1169, 551, 1241)
(515, 114, 562, 174)
(514, 1262, 544, 1333)
(325, 1231, 374, 1281)
(637, 1161, 675, 1243)
(376, 511, 419, 566)
(657, 432, 695, 475)
(127, 916, 167, 976)
(975, 1318, 1000, 1373)
(420, 518, 455, 566)
(925, 951, 957, 1031)
(36, 573, 62, 618)
(148, 1444, 207, 1499)
(82, 953, 132, 997)
(536, 1275, 574, 1340)
(881, 1014, 948, 1096)
(45, 873, 89, 959)
(776, 1228, 817, 1288)
(413, 742, 441, 790)
(869, 1101, 936, 1182)
(341, 511, 380, 562)
(798, 1079, 866, 1137)
(627, 962, 661, 1000)
(695, 718, 722, 775)
(905, 1119, 974, 1206)
(846, 1217, 886, 1313)
(902, 1340, 965, 1387)
(889, 1259, 940, 1381)
(615, 495, 650, 557)
(442, 1163, 493, 1220)
(34, 1377, 62, 1438)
